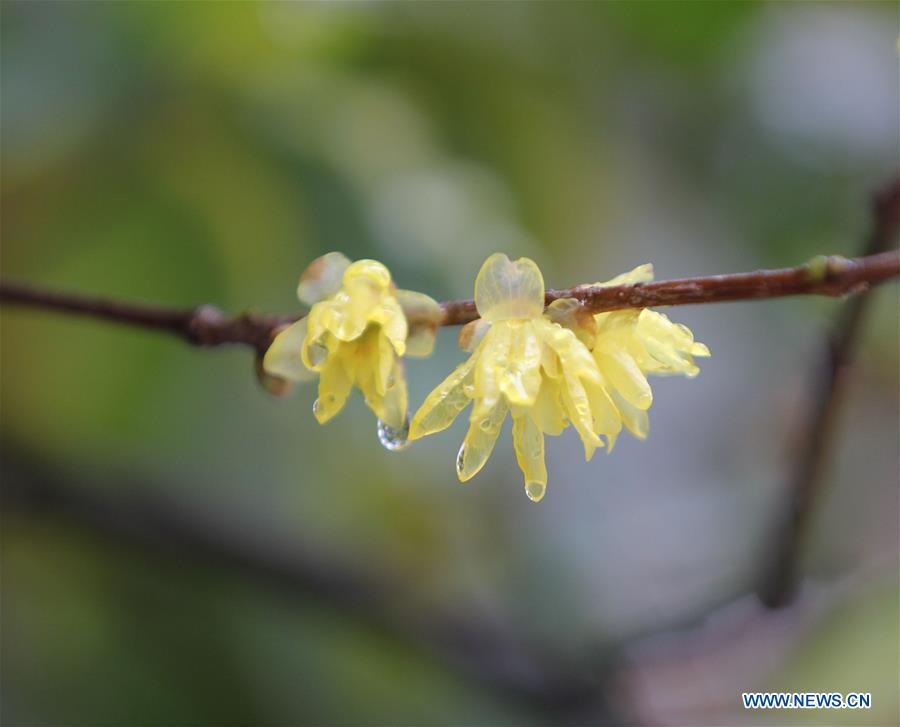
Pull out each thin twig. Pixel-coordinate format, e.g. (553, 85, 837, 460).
(757, 178, 900, 608)
(1, 450, 606, 720)
(2, 251, 899, 354)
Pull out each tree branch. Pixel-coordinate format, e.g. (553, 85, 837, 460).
(2, 251, 898, 355)
(757, 178, 900, 608)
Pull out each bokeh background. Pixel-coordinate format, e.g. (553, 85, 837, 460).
(2, 2, 898, 725)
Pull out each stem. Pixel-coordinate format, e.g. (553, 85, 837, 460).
(757, 178, 900, 607)
(3, 251, 898, 354)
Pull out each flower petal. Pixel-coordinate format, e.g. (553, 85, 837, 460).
(409, 356, 476, 439)
(376, 329, 395, 396)
(498, 321, 542, 407)
(539, 319, 600, 385)
(374, 360, 408, 431)
(512, 410, 547, 501)
(531, 376, 567, 436)
(611, 390, 649, 440)
(379, 297, 408, 357)
(343, 258, 393, 290)
(588, 263, 654, 289)
(297, 252, 352, 306)
(398, 289, 442, 358)
(456, 399, 508, 481)
(458, 319, 490, 353)
(560, 369, 603, 460)
(594, 345, 652, 410)
(263, 318, 316, 382)
(472, 323, 512, 415)
(314, 357, 353, 424)
(585, 376, 623, 451)
(474, 253, 545, 322)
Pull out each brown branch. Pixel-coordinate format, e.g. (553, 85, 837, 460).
(439, 250, 900, 326)
(757, 178, 900, 608)
(2, 251, 899, 354)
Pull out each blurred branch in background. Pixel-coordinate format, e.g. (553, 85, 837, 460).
(1, 247, 898, 354)
(1, 448, 608, 723)
(757, 177, 900, 609)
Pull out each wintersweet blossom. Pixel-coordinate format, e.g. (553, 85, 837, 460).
(409, 254, 709, 502)
(409, 253, 616, 502)
(565, 264, 710, 443)
(263, 252, 440, 434)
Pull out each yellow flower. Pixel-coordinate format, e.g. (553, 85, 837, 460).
(263, 252, 440, 434)
(410, 253, 616, 502)
(564, 264, 711, 443)
(410, 255, 710, 502)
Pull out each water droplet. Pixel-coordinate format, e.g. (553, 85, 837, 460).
(386, 374, 396, 388)
(312, 399, 322, 415)
(455, 444, 467, 476)
(525, 481, 546, 502)
(308, 342, 328, 366)
(377, 415, 410, 451)
(479, 418, 492, 432)
(462, 383, 475, 397)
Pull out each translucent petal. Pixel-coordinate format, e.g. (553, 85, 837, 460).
(594, 345, 652, 410)
(588, 263, 654, 288)
(458, 319, 490, 353)
(373, 360, 408, 430)
(474, 253, 545, 322)
(539, 319, 600, 385)
(262, 318, 316, 382)
(301, 307, 329, 370)
(560, 370, 603, 460)
(619, 310, 709, 377)
(301, 320, 336, 372)
(375, 330, 395, 396)
(512, 411, 547, 499)
(314, 357, 353, 424)
(406, 324, 438, 358)
(342, 259, 392, 290)
(379, 298, 408, 356)
(397, 289, 441, 358)
(473, 323, 512, 414)
(642, 335, 699, 376)
(531, 376, 567, 436)
(456, 399, 508, 481)
(611, 390, 649, 440)
(297, 252, 351, 306)
(317, 296, 368, 342)
(594, 309, 641, 335)
(691, 342, 711, 357)
(540, 340, 559, 379)
(585, 376, 623, 451)
(639, 310, 694, 350)
(497, 321, 542, 407)
(409, 356, 476, 439)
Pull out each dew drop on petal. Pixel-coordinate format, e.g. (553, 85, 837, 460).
(377, 415, 410, 451)
(525, 481, 546, 502)
(308, 342, 328, 366)
(455, 443, 467, 478)
(479, 418, 492, 432)
(312, 399, 322, 416)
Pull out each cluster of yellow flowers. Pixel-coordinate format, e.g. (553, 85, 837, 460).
(264, 252, 708, 502)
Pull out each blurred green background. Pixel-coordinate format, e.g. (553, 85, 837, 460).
(1, 2, 897, 725)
